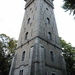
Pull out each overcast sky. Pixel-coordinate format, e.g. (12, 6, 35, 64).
(0, 0, 75, 46)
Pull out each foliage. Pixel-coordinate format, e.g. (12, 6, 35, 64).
(62, 0, 75, 18)
(0, 34, 17, 75)
(60, 38, 75, 75)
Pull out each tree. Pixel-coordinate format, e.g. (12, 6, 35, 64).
(62, 0, 75, 18)
(0, 34, 17, 75)
(60, 38, 75, 75)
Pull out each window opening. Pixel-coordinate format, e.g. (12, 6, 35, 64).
(50, 51, 54, 61)
(46, 8, 48, 10)
(52, 73, 56, 75)
(47, 18, 50, 24)
(48, 32, 51, 39)
(25, 32, 28, 40)
(19, 70, 23, 75)
(22, 51, 25, 61)
(27, 18, 30, 24)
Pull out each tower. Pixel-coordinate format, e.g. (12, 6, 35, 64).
(9, 0, 66, 75)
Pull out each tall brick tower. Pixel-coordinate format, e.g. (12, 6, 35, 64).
(9, 0, 66, 75)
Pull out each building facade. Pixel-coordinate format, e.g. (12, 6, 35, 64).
(9, 0, 67, 75)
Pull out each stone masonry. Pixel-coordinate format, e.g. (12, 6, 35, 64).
(9, 0, 67, 75)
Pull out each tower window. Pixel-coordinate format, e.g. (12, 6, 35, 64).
(52, 73, 56, 75)
(46, 8, 48, 10)
(22, 51, 25, 61)
(27, 18, 30, 24)
(25, 32, 28, 40)
(47, 18, 50, 24)
(19, 70, 23, 75)
(50, 51, 54, 61)
(48, 32, 51, 39)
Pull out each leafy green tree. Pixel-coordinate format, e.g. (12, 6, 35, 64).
(60, 38, 75, 75)
(62, 0, 75, 18)
(0, 34, 17, 75)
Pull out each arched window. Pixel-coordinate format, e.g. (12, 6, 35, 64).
(48, 32, 51, 39)
(25, 32, 28, 40)
(27, 18, 30, 24)
(50, 51, 54, 61)
(19, 70, 23, 75)
(52, 73, 56, 75)
(46, 8, 48, 10)
(47, 18, 50, 24)
(22, 51, 25, 61)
